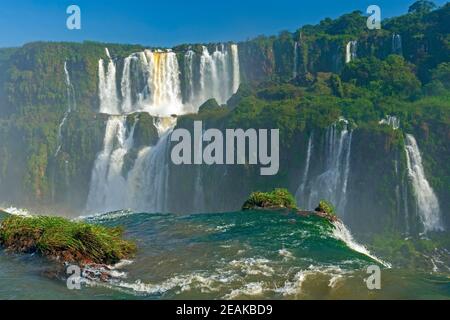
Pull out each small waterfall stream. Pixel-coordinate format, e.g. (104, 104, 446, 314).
(306, 120, 353, 215)
(404, 134, 443, 232)
(55, 61, 76, 156)
(293, 41, 299, 78)
(345, 41, 358, 64)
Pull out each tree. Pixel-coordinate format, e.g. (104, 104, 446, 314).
(341, 56, 421, 98)
(408, 0, 437, 14)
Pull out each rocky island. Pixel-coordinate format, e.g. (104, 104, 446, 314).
(242, 189, 338, 222)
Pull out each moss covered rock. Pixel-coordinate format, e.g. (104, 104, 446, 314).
(242, 188, 297, 211)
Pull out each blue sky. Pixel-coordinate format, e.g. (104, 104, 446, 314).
(0, 0, 447, 48)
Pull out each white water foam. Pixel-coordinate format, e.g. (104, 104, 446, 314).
(332, 220, 391, 267)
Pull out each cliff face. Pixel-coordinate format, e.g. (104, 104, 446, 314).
(0, 4, 448, 235)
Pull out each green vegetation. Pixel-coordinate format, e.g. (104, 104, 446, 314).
(242, 188, 298, 210)
(315, 200, 336, 216)
(0, 215, 136, 265)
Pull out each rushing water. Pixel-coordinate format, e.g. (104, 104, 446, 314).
(404, 134, 444, 232)
(345, 41, 358, 64)
(55, 62, 76, 157)
(0, 210, 448, 300)
(86, 116, 137, 212)
(293, 41, 299, 79)
(304, 120, 353, 214)
(87, 45, 240, 214)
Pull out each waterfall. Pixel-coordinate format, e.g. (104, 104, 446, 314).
(404, 134, 443, 232)
(182, 44, 240, 109)
(231, 44, 240, 94)
(307, 120, 353, 214)
(199, 46, 225, 105)
(392, 34, 403, 55)
(86, 45, 240, 213)
(198, 45, 240, 106)
(184, 50, 197, 105)
(100, 50, 184, 116)
(125, 130, 172, 213)
(144, 50, 184, 116)
(345, 41, 357, 64)
(55, 61, 76, 156)
(98, 44, 240, 116)
(379, 115, 400, 130)
(120, 56, 134, 113)
(293, 41, 299, 79)
(99, 51, 120, 114)
(86, 116, 137, 213)
(295, 134, 313, 205)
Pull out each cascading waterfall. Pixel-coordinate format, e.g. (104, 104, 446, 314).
(99, 49, 120, 115)
(198, 45, 239, 106)
(231, 44, 240, 94)
(200, 46, 220, 105)
(293, 41, 299, 79)
(184, 50, 197, 105)
(86, 45, 240, 213)
(345, 41, 357, 64)
(379, 115, 400, 130)
(55, 61, 76, 156)
(295, 134, 313, 204)
(306, 120, 353, 214)
(183, 44, 240, 108)
(86, 116, 137, 213)
(404, 134, 443, 232)
(120, 56, 134, 113)
(143, 50, 184, 116)
(100, 44, 240, 116)
(124, 130, 172, 213)
(392, 34, 403, 55)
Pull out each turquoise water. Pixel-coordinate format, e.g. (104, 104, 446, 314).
(0, 210, 449, 299)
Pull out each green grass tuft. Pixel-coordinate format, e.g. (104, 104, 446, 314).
(315, 200, 337, 216)
(242, 188, 298, 211)
(0, 215, 136, 265)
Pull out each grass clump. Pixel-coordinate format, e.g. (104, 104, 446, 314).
(242, 188, 298, 211)
(315, 200, 336, 216)
(0, 215, 136, 265)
